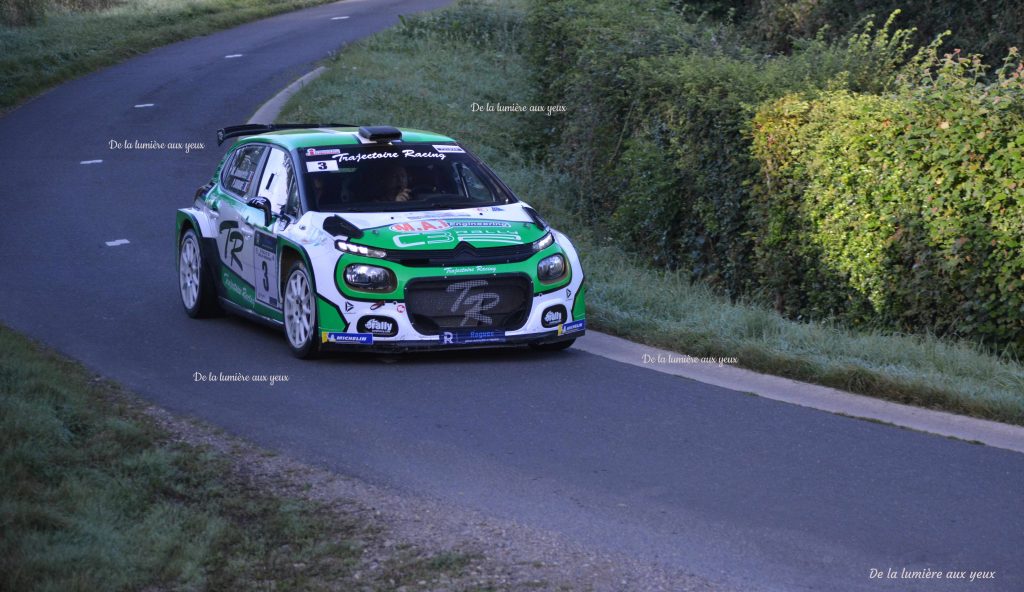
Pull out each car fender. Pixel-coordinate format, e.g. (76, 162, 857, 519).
(552, 229, 586, 321)
(176, 207, 217, 242)
(277, 215, 350, 335)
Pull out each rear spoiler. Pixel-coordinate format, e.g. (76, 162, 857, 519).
(216, 123, 356, 146)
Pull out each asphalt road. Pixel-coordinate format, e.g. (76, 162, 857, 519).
(1, 2, 1022, 590)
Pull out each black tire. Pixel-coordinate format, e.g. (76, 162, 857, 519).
(530, 338, 576, 352)
(283, 260, 321, 359)
(178, 227, 220, 318)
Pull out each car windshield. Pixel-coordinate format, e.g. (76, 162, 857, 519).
(300, 144, 515, 212)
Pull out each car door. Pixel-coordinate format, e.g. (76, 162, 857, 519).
(216, 143, 268, 310)
(249, 146, 298, 314)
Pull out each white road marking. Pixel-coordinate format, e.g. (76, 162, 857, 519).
(105, 239, 130, 247)
(134, 103, 154, 108)
(331, 15, 350, 20)
(80, 159, 103, 164)
(225, 54, 243, 59)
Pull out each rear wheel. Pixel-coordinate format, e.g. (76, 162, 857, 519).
(284, 261, 320, 358)
(178, 227, 220, 317)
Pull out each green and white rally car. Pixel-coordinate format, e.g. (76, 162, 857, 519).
(176, 124, 585, 357)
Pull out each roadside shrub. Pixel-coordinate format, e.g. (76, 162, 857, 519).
(526, 0, 915, 297)
(752, 49, 1024, 347)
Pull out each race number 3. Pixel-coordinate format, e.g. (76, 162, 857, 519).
(254, 232, 280, 309)
(305, 160, 338, 173)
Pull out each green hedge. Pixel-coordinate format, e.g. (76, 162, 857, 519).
(527, 0, 1024, 348)
(751, 50, 1024, 346)
(526, 0, 913, 296)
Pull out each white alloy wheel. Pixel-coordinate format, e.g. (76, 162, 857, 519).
(284, 262, 319, 357)
(178, 227, 219, 317)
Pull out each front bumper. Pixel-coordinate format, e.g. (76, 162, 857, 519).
(318, 323, 585, 352)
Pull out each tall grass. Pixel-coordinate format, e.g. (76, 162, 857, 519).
(0, 325, 483, 589)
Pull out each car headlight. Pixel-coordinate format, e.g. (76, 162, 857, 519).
(336, 240, 386, 258)
(537, 253, 567, 282)
(532, 232, 554, 252)
(344, 264, 396, 292)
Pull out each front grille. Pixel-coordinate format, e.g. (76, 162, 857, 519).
(405, 274, 532, 335)
(386, 241, 535, 267)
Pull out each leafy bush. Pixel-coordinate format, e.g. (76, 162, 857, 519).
(752, 49, 1024, 347)
(526, 0, 915, 297)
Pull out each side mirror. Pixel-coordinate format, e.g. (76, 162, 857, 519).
(247, 196, 272, 227)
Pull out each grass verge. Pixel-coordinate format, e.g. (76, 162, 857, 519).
(0, 324, 485, 590)
(278, 0, 1024, 426)
(0, 0, 335, 111)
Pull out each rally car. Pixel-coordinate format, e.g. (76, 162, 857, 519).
(175, 124, 585, 357)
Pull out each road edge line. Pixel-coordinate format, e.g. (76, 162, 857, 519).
(248, 66, 327, 123)
(577, 330, 1024, 455)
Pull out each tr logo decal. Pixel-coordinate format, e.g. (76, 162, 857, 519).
(218, 221, 244, 271)
(446, 280, 500, 327)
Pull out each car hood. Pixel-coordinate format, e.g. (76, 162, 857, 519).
(312, 204, 548, 251)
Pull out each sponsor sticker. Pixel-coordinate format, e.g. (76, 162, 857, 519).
(400, 149, 445, 160)
(393, 232, 455, 248)
(453, 229, 522, 243)
(557, 319, 586, 336)
(390, 220, 451, 232)
(391, 228, 523, 248)
(323, 332, 373, 344)
(542, 307, 566, 327)
(444, 265, 498, 275)
(433, 144, 466, 153)
(329, 149, 447, 163)
(334, 151, 399, 163)
(357, 316, 398, 337)
(440, 330, 506, 345)
(448, 220, 511, 228)
(306, 148, 341, 156)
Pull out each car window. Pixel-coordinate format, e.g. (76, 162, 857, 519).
(285, 169, 300, 216)
(256, 147, 294, 214)
(454, 162, 492, 201)
(299, 144, 514, 212)
(221, 144, 267, 197)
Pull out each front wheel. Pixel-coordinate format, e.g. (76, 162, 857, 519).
(178, 227, 220, 318)
(283, 261, 320, 359)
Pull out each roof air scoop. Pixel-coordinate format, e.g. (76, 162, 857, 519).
(358, 126, 403, 143)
